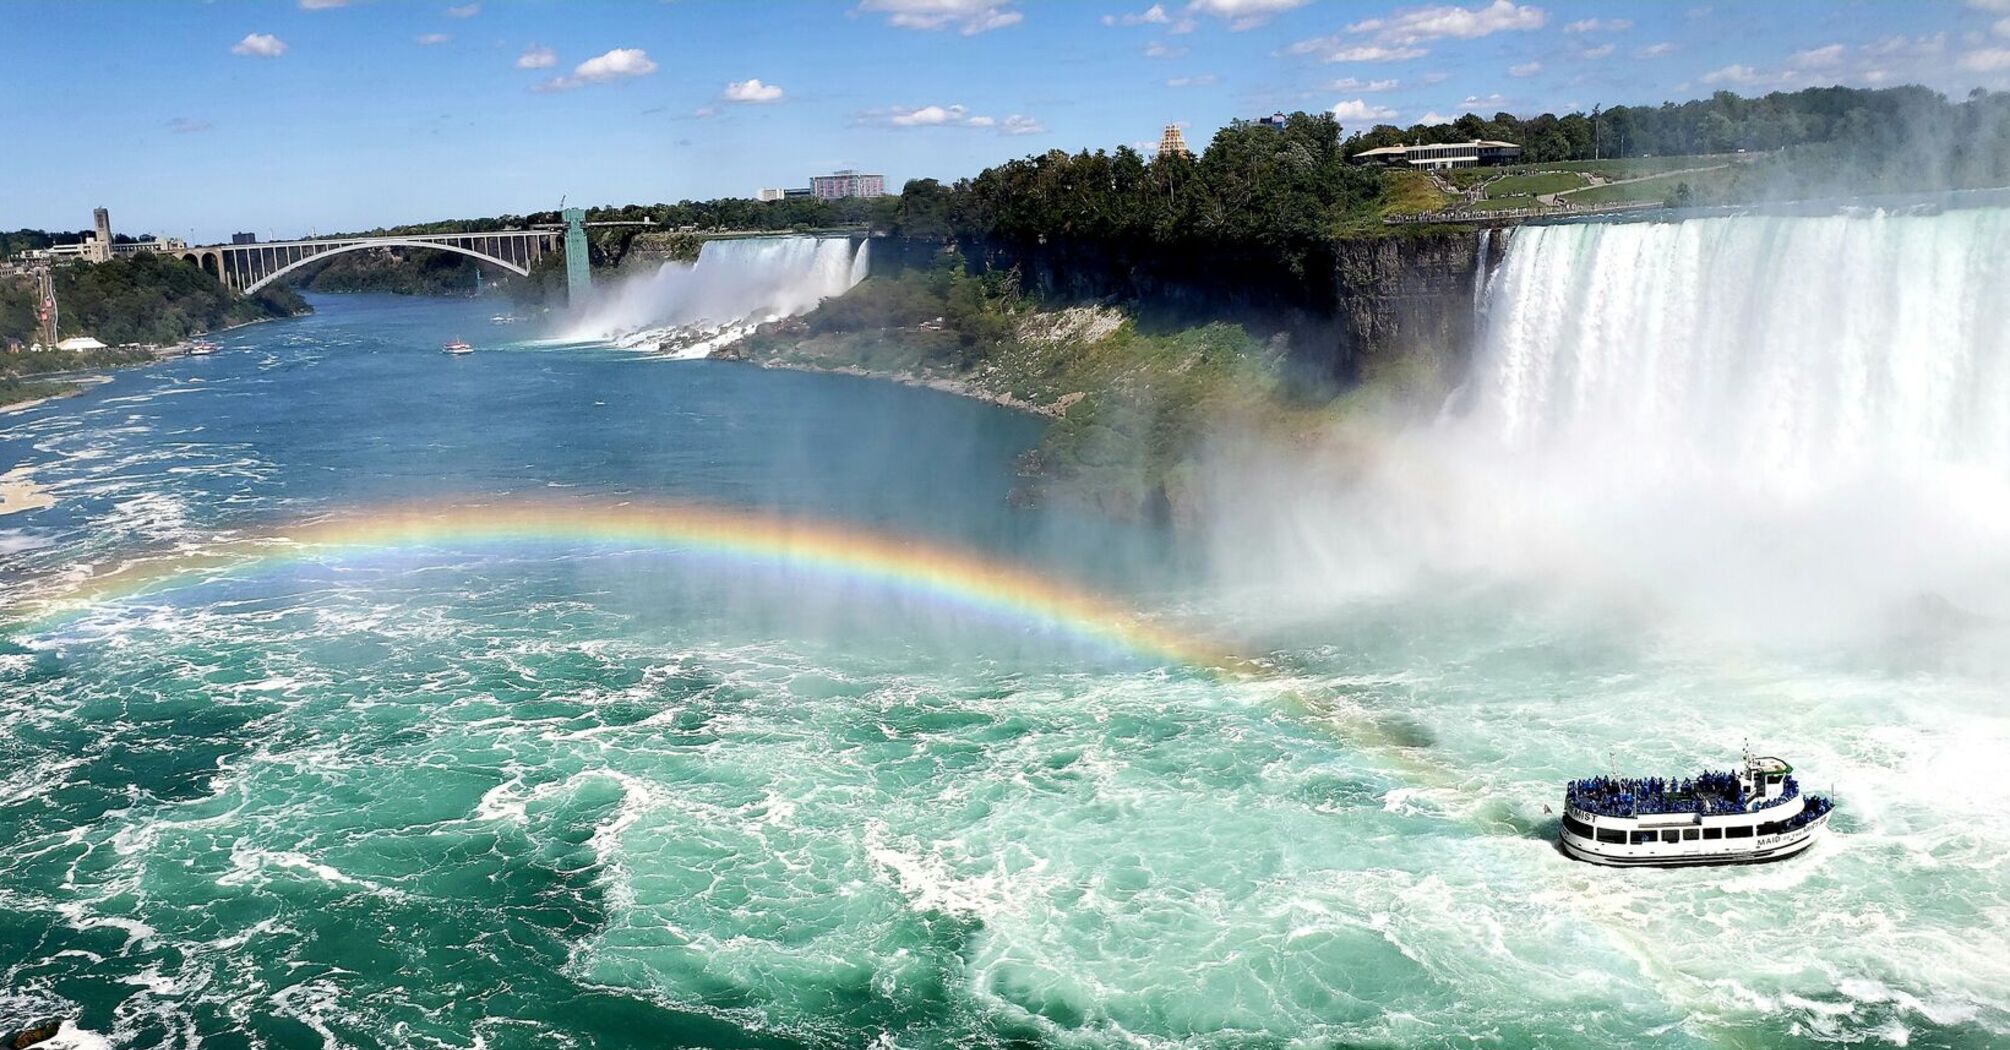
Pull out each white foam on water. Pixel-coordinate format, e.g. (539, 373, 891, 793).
(28, 1023, 115, 1050)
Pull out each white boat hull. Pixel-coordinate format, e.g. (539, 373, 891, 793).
(1561, 824, 1823, 867)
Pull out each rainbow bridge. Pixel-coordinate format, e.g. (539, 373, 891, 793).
(184, 229, 562, 296)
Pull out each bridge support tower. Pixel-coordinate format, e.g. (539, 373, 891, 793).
(562, 208, 590, 305)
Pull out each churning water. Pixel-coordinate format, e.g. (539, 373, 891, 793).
(2, 202, 2009, 1049)
(555, 236, 868, 356)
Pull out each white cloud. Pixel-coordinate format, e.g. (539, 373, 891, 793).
(1509, 60, 1541, 76)
(1145, 40, 1189, 57)
(1417, 111, 1452, 124)
(1345, 0, 1546, 45)
(1700, 63, 1764, 86)
(1958, 47, 2010, 71)
(1331, 98, 1398, 121)
(1791, 43, 1845, 67)
(166, 117, 213, 134)
(231, 33, 287, 57)
(1997, 17, 2010, 38)
(892, 104, 960, 125)
(1633, 42, 1677, 58)
(298, 0, 346, 8)
(537, 47, 657, 91)
(1863, 33, 1944, 57)
(857, 0, 1023, 35)
(574, 48, 658, 80)
(1290, 40, 1430, 61)
(1103, 3, 1170, 26)
(1577, 43, 1614, 59)
(415, 33, 450, 45)
(516, 44, 556, 69)
(1188, 0, 1312, 31)
(1419, 70, 1450, 83)
(1167, 73, 1219, 86)
(722, 78, 785, 103)
(446, 3, 480, 16)
(1461, 92, 1509, 108)
(1563, 18, 1630, 33)
(1687, 6, 1713, 17)
(870, 103, 1041, 133)
(1330, 76, 1400, 90)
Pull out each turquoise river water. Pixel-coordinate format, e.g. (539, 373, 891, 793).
(4, 217, 2010, 1050)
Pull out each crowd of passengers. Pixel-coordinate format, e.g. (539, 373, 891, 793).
(1783, 794, 1834, 829)
(1566, 770, 1799, 817)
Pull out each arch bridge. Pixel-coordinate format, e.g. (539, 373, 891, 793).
(186, 230, 561, 295)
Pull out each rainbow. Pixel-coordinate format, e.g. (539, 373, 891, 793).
(3, 499, 1231, 670)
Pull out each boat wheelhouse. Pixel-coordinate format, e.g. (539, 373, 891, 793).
(1560, 749, 1833, 867)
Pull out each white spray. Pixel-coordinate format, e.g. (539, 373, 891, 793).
(1201, 205, 2010, 645)
(555, 236, 870, 357)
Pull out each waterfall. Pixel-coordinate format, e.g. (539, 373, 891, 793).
(1410, 205, 2010, 637)
(849, 238, 872, 286)
(1470, 227, 1492, 315)
(556, 235, 868, 356)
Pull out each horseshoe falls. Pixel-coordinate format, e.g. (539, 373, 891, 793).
(3, 212, 2010, 1050)
(1454, 208, 2010, 642)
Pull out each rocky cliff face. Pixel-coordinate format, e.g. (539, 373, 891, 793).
(1330, 229, 1491, 399)
(867, 229, 1490, 403)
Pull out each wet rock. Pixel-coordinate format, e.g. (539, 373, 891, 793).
(6, 1020, 64, 1049)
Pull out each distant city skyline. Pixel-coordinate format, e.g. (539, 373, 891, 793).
(2, 0, 2003, 242)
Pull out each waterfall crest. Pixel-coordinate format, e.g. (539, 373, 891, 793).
(556, 235, 869, 356)
(1467, 209, 2010, 487)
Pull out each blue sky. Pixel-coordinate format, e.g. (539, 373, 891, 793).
(3, 0, 2005, 243)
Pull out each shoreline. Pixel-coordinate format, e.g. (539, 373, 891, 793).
(1, 374, 112, 415)
(728, 356, 1065, 418)
(1, 312, 298, 418)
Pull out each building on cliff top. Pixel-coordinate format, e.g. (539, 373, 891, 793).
(1349, 139, 1523, 169)
(809, 171, 885, 199)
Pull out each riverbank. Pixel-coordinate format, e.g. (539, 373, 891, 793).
(2, 347, 153, 412)
(730, 357, 1068, 418)
(0, 374, 112, 414)
(723, 273, 1390, 520)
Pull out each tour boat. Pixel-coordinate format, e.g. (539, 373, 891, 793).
(1560, 748, 1834, 866)
(442, 340, 474, 355)
(187, 340, 217, 357)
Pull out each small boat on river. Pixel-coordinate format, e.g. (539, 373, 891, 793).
(442, 340, 474, 355)
(187, 340, 218, 357)
(1560, 747, 1833, 866)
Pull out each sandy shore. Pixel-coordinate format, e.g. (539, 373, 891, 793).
(0, 465, 55, 517)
